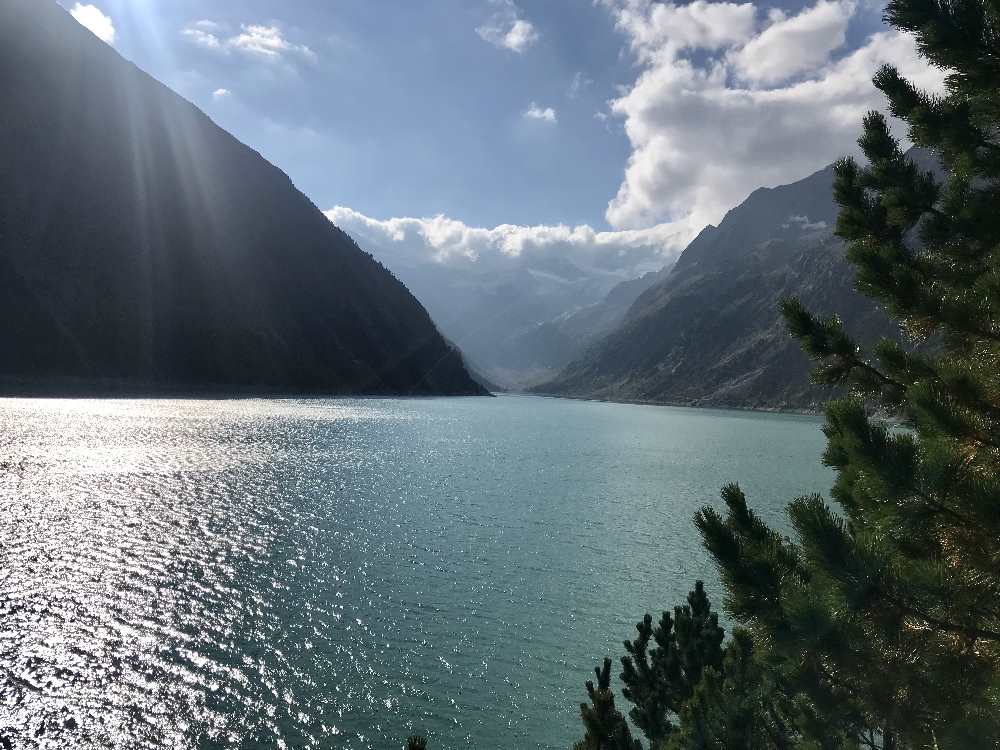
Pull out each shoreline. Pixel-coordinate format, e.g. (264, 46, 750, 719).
(519, 390, 825, 417)
(0, 378, 491, 401)
(0, 379, 823, 417)
(0, 380, 826, 417)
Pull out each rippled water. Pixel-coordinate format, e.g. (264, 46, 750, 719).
(0, 395, 831, 749)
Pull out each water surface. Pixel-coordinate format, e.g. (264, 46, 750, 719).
(0, 395, 831, 749)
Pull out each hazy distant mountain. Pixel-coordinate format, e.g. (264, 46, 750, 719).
(489, 269, 665, 386)
(536, 163, 898, 410)
(331, 218, 672, 389)
(0, 0, 482, 396)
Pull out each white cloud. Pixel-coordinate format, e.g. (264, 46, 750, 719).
(70, 3, 115, 45)
(600, 0, 948, 242)
(730, 0, 855, 84)
(568, 71, 593, 99)
(476, 1, 539, 53)
(230, 24, 317, 62)
(324, 206, 688, 271)
(212, 88, 231, 100)
(523, 103, 557, 123)
(609, 0, 757, 60)
(783, 214, 829, 231)
(183, 24, 222, 49)
(182, 21, 316, 64)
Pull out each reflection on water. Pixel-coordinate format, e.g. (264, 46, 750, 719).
(0, 396, 830, 748)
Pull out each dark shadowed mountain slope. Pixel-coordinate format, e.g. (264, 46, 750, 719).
(535, 164, 899, 410)
(0, 0, 483, 395)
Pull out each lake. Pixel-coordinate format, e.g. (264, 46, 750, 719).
(0, 395, 831, 749)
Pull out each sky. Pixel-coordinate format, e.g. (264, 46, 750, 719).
(62, 0, 945, 272)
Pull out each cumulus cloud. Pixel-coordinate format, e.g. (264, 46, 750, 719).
(523, 103, 557, 123)
(324, 206, 686, 273)
(601, 0, 948, 243)
(729, 0, 855, 84)
(476, 0, 539, 53)
(230, 24, 317, 62)
(212, 88, 231, 100)
(183, 20, 223, 49)
(69, 3, 115, 45)
(182, 20, 316, 64)
(610, 0, 757, 60)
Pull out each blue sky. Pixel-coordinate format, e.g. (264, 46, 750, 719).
(63, 0, 943, 271)
(64, 0, 635, 228)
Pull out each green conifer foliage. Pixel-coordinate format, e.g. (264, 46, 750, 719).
(575, 658, 644, 750)
(696, 0, 1000, 745)
(619, 582, 725, 746)
(575, 583, 803, 749)
(666, 630, 794, 750)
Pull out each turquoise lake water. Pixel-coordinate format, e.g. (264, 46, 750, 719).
(0, 395, 832, 749)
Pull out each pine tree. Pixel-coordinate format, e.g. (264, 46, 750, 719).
(666, 629, 795, 750)
(619, 581, 725, 746)
(696, 0, 1000, 745)
(575, 583, 809, 749)
(575, 658, 644, 750)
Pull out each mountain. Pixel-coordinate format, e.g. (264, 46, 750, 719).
(0, 0, 483, 396)
(535, 164, 898, 410)
(331, 213, 672, 390)
(378, 258, 627, 388)
(491, 269, 665, 386)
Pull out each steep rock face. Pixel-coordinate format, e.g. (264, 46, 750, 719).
(0, 0, 483, 395)
(536, 165, 897, 410)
